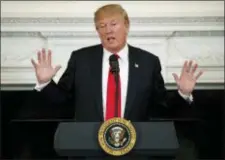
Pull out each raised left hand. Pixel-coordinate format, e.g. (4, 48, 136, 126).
(172, 60, 204, 96)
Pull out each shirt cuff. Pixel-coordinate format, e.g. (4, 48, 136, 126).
(178, 90, 193, 103)
(34, 81, 51, 91)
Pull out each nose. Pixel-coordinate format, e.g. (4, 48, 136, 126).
(105, 24, 113, 33)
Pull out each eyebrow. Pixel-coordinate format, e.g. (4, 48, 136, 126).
(111, 20, 117, 23)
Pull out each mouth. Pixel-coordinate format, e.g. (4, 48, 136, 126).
(107, 37, 116, 43)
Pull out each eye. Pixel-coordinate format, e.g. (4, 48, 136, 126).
(111, 22, 117, 26)
(97, 24, 106, 29)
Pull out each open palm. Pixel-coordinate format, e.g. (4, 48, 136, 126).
(172, 60, 203, 96)
(31, 48, 61, 84)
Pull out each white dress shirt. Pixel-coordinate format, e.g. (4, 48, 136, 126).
(35, 44, 193, 120)
(102, 44, 129, 119)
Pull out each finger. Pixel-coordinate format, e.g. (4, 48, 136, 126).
(195, 70, 204, 80)
(181, 60, 188, 74)
(37, 51, 41, 64)
(47, 49, 52, 65)
(172, 73, 179, 84)
(42, 48, 46, 64)
(191, 63, 198, 75)
(31, 59, 37, 69)
(54, 65, 61, 74)
(186, 60, 193, 73)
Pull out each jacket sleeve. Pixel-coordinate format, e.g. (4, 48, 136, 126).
(39, 51, 76, 106)
(150, 56, 194, 119)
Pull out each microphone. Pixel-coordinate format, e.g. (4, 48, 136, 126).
(109, 54, 119, 74)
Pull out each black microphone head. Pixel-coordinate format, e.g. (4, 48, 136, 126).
(109, 54, 118, 62)
(109, 54, 119, 73)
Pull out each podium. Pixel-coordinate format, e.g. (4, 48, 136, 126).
(54, 121, 179, 160)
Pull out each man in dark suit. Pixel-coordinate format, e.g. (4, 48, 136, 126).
(31, 4, 203, 160)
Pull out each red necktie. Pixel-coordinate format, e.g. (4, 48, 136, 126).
(105, 56, 121, 120)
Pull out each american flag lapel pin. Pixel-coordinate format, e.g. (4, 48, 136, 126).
(134, 63, 139, 68)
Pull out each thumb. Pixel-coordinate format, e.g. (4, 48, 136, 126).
(172, 73, 179, 84)
(31, 59, 37, 70)
(53, 65, 61, 74)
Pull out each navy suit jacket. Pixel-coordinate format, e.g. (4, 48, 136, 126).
(40, 44, 192, 122)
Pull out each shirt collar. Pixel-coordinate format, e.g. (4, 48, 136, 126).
(103, 44, 128, 62)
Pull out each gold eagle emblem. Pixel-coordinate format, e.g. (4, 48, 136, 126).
(98, 118, 136, 156)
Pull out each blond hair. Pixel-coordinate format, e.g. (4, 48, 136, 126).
(94, 4, 130, 26)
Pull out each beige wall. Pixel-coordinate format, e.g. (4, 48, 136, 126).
(1, 1, 224, 90)
(1, 1, 224, 17)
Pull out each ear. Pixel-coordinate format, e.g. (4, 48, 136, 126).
(95, 25, 99, 31)
(125, 21, 130, 34)
(125, 20, 129, 28)
(125, 27, 129, 35)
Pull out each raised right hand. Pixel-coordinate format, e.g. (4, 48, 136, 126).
(31, 48, 61, 84)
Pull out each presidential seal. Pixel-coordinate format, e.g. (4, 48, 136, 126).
(98, 117, 136, 156)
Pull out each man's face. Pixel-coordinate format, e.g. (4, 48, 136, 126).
(95, 14, 129, 53)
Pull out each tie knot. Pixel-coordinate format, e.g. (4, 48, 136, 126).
(109, 54, 119, 62)
(114, 54, 120, 59)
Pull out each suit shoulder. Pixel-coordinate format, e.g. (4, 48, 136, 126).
(71, 44, 102, 55)
(130, 45, 159, 61)
(65, 44, 102, 62)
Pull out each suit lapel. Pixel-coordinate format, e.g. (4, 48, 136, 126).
(89, 45, 104, 121)
(124, 45, 140, 118)
(89, 44, 140, 120)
